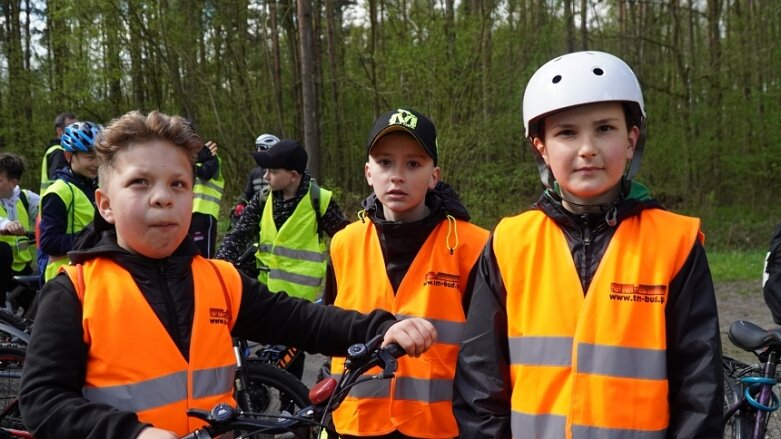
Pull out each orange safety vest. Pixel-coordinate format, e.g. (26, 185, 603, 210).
(62, 257, 242, 435)
(330, 218, 488, 438)
(493, 208, 702, 439)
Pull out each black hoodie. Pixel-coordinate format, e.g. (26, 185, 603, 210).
(20, 232, 397, 439)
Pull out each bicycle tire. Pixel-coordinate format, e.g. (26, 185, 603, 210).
(0, 345, 26, 431)
(724, 365, 745, 439)
(239, 362, 312, 438)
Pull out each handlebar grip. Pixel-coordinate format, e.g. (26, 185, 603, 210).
(383, 342, 406, 358)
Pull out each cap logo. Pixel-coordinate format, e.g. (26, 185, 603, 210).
(389, 109, 417, 129)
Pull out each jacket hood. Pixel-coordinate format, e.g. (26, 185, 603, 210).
(361, 181, 471, 222)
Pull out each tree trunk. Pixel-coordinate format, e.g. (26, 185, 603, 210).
(296, 0, 319, 178)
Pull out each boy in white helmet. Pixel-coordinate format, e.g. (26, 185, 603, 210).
(453, 51, 722, 438)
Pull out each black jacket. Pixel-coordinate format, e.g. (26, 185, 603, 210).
(764, 222, 781, 324)
(20, 232, 397, 439)
(453, 182, 723, 438)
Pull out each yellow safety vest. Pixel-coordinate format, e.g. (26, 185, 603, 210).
(63, 257, 241, 435)
(0, 193, 34, 272)
(256, 183, 331, 301)
(39, 144, 64, 193)
(192, 157, 224, 218)
(494, 208, 702, 438)
(42, 179, 94, 281)
(331, 218, 488, 438)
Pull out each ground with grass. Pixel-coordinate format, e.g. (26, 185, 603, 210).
(717, 280, 774, 363)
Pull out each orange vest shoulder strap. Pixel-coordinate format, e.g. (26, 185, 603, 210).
(61, 264, 86, 302)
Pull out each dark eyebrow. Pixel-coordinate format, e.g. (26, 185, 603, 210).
(594, 116, 622, 125)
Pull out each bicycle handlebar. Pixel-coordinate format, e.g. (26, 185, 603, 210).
(179, 340, 406, 439)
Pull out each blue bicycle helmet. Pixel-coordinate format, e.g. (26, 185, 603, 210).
(61, 121, 102, 153)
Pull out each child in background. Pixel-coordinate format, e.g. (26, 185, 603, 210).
(453, 51, 723, 438)
(20, 110, 436, 439)
(38, 121, 100, 282)
(189, 140, 222, 257)
(0, 153, 39, 309)
(325, 108, 489, 438)
(216, 139, 349, 300)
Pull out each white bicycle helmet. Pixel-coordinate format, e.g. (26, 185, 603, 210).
(254, 133, 280, 151)
(522, 51, 647, 189)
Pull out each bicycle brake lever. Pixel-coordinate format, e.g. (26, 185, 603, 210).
(376, 349, 398, 379)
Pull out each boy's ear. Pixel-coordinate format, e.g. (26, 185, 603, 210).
(95, 188, 116, 224)
(626, 126, 640, 159)
(428, 166, 441, 190)
(364, 162, 373, 187)
(532, 137, 549, 165)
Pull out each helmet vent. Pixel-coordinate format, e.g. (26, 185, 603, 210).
(592, 67, 604, 76)
(552, 75, 562, 84)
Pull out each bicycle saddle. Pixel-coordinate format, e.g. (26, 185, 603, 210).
(729, 320, 781, 352)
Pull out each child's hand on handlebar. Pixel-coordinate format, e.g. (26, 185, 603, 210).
(0, 221, 24, 236)
(382, 317, 437, 357)
(136, 426, 177, 439)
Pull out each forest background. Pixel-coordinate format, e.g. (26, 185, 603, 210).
(0, 0, 778, 251)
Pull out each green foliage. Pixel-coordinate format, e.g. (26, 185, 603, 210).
(707, 249, 766, 283)
(685, 205, 777, 251)
(0, 0, 778, 252)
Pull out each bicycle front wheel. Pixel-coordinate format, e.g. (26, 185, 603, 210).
(239, 362, 312, 438)
(0, 345, 26, 431)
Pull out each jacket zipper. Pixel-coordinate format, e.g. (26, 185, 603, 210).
(580, 215, 591, 294)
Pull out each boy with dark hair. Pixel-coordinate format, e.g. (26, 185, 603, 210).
(325, 108, 489, 438)
(0, 153, 39, 308)
(20, 110, 436, 439)
(40, 111, 77, 193)
(453, 51, 722, 438)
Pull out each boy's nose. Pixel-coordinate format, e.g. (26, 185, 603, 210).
(578, 136, 598, 156)
(150, 187, 173, 207)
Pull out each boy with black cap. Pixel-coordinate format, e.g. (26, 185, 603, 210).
(217, 139, 348, 300)
(323, 108, 489, 438)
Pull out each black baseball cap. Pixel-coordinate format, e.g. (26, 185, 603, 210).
(366, 108, 438, 164)
(252, 139, 308, 173)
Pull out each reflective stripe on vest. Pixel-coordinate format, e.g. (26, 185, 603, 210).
(39, 144, 64, 192)
(330, 219, 488, 438)
(63, 257, 242, 435)
(0, 195, 34, 272)
(256, 183, 331, 301)
(494, 209, 702, 438)
(43, 179, 94, 281)
(192, 158, 224, 217)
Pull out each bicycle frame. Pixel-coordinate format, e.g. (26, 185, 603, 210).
(725, 320, 781, 439)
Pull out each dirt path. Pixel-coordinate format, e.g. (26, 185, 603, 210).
(717, 280, 773, 362)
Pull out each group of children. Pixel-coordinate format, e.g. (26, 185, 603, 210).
(15, 50, 725, 438)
